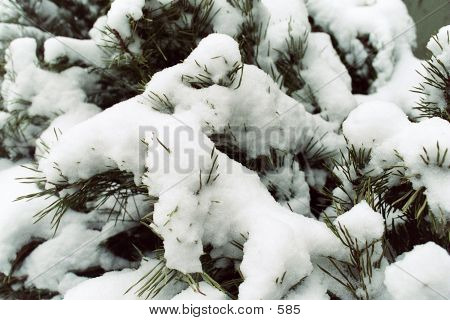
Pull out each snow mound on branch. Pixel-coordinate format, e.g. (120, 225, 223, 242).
(261, 157, 311, 216)
(360, 25, 449, 117)
(37, 34, 345, 299)
(308, 0, 424, 117)
(172, 282, 229, 300)
(0, 38, 100, 158)
(64, 259, 186, 300)
(17, 221, 131, 293)
(256, 0, 310, 67)
(0, 23, 47, 51)
(249, 0, 356, 123)
(0, 164, 66, 276)
(342, 101, 409, 149)
(285, 269, 329, 300)
(301, 32, 357, 123)
(71, 0, 146, 56)
(183, 32, 242, 84)
(144, 33, 342, 158)
(384, 242, 450, 299)
(372, 118, 450, 220)
(356, 49, 422, 116)
(0, 158, 13, 170)
(107, 0, 145, 39)
(0, 1, 19, 23)
(427, 26, 450, 67)
(203, 0, 244, 37)
(39, 98, 342, 299)
(39, 33, 342, 184)
(344, 102, 450, 220)
(0, 111, 10, 129)
(140, 120, 341, 299)
(0, 164, 53, 275)
(54, 0, 355, 125)
(307, 0, 416, 90)
(421, 25, 450, 113)
(0, 164, 137, 293)
(334, 201, 384, 244)
(0, 164, 91, 277)
(44, 37, 106, 67)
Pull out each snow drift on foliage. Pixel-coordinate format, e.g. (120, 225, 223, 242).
(0, 0, 449, 301)
(384, 242, 450, 299)
(343, 102, 450, 220)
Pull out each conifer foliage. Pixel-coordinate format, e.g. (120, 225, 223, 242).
(0, 0, 449, 300)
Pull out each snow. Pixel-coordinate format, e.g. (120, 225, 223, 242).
(286, 269, 329, 300)
(307, 0, 416, 91)
(334, 201, 385, 244)
(356, 49, 423, 116)
(0, 1, 19, 23)
(38, 99, 150, 184)
(0, 0, 449, 302)
(343, 101, 410, 149)
(0, 23, 47, 51)
(183, 33, 242, 84)
(39, 34, 342, 185)
(35, 103, 101, 159)
(427, 26, 450, 59)
(83, 0, 147, 55)
(88, 16, 108, 44)
(107, 0, 145, 39)
(207, 0, 244, 37)
(172, 282, 229, 300)
(41, 108, 341, 299)
(33, 0, 59, 21)
(0, 37, 100, 158)
(2, 38, 38, 80)
(343, 102, 450, 220)
(141, 107, 340, 298)
(17, 221, 131, 292)
(384, 242, 450, 299)
(0, 163, 137, 294)
(309, 0, 424, 118)
(64, 259, 187, 300)
(301, 32, 356, 123)
(261, 156, 311, 216)
(0, 111, 9, 129)
(36, 34, 347, 299)
(0, 164, 54, 275)
(345, 102, 450, 220)
(0, 158, 13, 170)
(0, 164, 81, 276)
(371, 118, 450, 220)
(419, 25, 450, 113)
(44, 37, 106, 67)
(257, 0, 310, 72)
